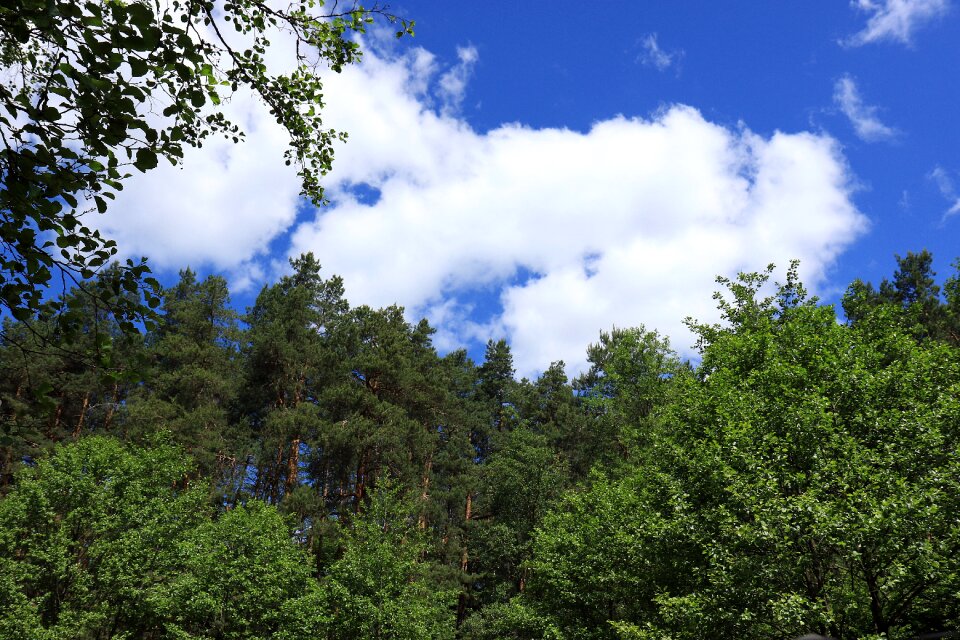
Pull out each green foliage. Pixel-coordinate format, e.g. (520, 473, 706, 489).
(0, 436, 208, 637)
(0, 0, 411, 334)
(525, 262, 960, 639)
(0, 436, 317, 638)
(0, 266, 150, 484)
(123, 269, 243, 487)
(461, 426, 569, 616)
(574, 326, 680, 467)
(843, 250, 960, 343)
(242, 253, 348, 504)
(460, 598, 563, 640)
(525, 469, 699, 640)
(3, 253, 960, 639)
(153, 502, 313, 639)
(285, 482, 456, 640)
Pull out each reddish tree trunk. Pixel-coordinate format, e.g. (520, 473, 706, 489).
(285, 437, 301, 492)
(73, 394, 89, 439)
(456, 492, 473, 627)
(418, 458, 433, 530)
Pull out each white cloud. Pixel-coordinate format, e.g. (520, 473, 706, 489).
(98, 91, 301, 282)
(638, 33, 681, 71)
(833, 75, 899, 142)
(845, 0, 951, 46)
(99, 40, 867, 378)
(437, 46, 479, 115)
(290, 47, 867, 377)
(930, 166, 960, 220)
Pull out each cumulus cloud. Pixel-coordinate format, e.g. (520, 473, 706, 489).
(290, 47, 867, 376)
(98, 93, 301, 282)
(638, 34, 681, 71)
(845, 0, 951, 46)
(100, 40, 867, 377)
(929, 166, 960, 220)
(833, 75, 899, 142)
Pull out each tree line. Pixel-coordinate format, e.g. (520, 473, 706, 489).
(1, 250, 959, 639)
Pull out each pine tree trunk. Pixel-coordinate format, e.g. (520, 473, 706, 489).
(231, 457, 250, 508)
(285, 437, 301, 492)
(321, 461, 330, 500)
(51, 392, 64, 436)
(418, 458, 433, 530)
(0, 448, 11, 488)
(355, 452, 367, 509)
(456, 492, 473, 627)
(73, 394, 89, 439)
(271, 441, 285, 502)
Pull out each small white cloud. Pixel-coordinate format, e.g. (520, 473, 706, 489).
(899, 189, 911, 211)
(930, 166, 960, 220)
(833, 76, 899, 142)
(437, 45, 479, 115)
(845, 0, 951, 46)
(638, 33, 682, 71)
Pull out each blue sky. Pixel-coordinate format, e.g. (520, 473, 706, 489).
(100, 0, 959, 376)
(398, 0, 959, 279)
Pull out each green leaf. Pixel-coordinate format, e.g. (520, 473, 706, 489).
(129, 57, 149, 77)
(134, 147, 158, 171)
(42, 105, 61, 121)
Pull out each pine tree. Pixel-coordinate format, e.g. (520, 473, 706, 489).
(122, 269, 243, 489)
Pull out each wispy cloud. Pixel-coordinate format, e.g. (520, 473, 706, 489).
(929, 166, 960, 220)
(437, 45, 479, 115)
(845, 0, 951, 46)
(638, 33, 682, 71)
(833, 76, 899, 142)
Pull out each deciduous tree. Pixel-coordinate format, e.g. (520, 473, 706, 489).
(0, 0, 411, 332)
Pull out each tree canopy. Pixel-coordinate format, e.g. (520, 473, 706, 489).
(518, 263, 960, 639)
(2, 251, 960, 639)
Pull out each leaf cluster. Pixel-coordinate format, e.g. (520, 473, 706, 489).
(0, 0, 411, 345)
